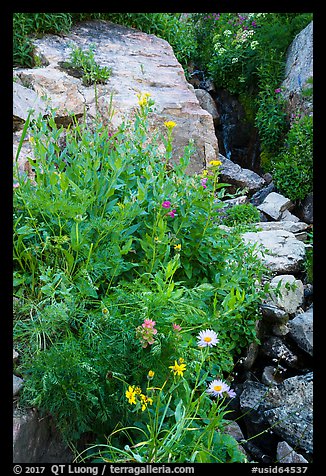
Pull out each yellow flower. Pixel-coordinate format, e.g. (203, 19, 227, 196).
(201, 169, 208, 177)
(209, 160, 222, 167)
(169, 360, 186, 377)
(148, 370, 155, 379)
(174, 244, 181, 251)
(126, 386, 137, 405)
(164, 121, 177, 129)
(134, 386, 142, 395)
(137, 92, 151, 107)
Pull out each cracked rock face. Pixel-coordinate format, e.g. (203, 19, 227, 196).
(13, 20, 219, 175)
(240, 372, 313, 453)
(241, 229, 306, 274)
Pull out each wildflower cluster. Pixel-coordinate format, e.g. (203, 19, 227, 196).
(125, 384, 153, 411)
(135, 318, 158, 348)
(162, 200, 177, 218)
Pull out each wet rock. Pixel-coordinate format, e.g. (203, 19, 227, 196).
(263, 373, 313, 453)
(194, 88, 220, 125)
(260, 303, 289, 325)
(288, 306, 313, 356)
(296, 192, 313, 224)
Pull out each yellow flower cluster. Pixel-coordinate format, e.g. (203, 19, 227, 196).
(137, 92, 151, 107)
(209, 160, 222, 167)
(174, 243, 181, 251)
(164, 121, 177, 129)
(169, 358, 186, 377)
(125, 384, 153, 411)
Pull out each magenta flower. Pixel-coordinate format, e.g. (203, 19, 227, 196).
(162, 201, 171, 209)
(275, 88, 282, 94)
(173, 323, 182, 332)
(201, 178, 208, 189)
(168, 209, 177, 217)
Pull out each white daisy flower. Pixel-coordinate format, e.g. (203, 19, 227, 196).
(197, 329, 219, 348)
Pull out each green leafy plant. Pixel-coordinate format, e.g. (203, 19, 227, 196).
(75, 342, 247, 463)
(14, 94, 269, 453)
(62, 43, 111, 86)
(272, 114, 313, 202)
(221, 203, 261, 228)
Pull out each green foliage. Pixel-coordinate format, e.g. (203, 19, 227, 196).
(75, 350, 247, 463)
(304, 228, 313, 285)
(272, 114, 313, 202)
(62, 43, 111, 86)
(13, 13, 73, 67)
(14, 97, 269, 450)
(222, 203, 261, 228)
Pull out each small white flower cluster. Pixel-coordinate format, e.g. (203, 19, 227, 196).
(223, 29, 232, 36)
(238, 29, 255, 43)
(250, 40, 259, 50)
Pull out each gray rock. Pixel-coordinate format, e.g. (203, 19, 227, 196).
(14, 20, 219, 175)
(281, 21, 313, 118)
(13, 375, 24, 396)
(261, 336, 298, 368)
(13, 407, 73, 463)
(13, 82, 48, 127)
(272, 323, 290, 337)
(242, 229, 306, 274)
(288, 307, 313, 356)
(218, 153, 266, 194)
(267, 275, 304, 314)
(250, 182, 276, 207)
(13, 349, 19, 362)
(261, 366, 281, 386)
(239, 372, 313, 453)
(276, 441, 309, 463)
(260, 303, 289, 325)
(252, 221, 309, 234)
(194, 88, 220, 124)
(257, 192, 294, 220)
(280, 209, 300, 222)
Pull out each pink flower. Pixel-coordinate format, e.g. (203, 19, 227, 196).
(173, 323, 182, 332)
(13, 182, 20, 188)
(167, 209, 177, 217)
(162, 201, 171, 209)
(201, 178, 208, 189)
(142, 319, 156, 329)
(275, 88, 282, 94)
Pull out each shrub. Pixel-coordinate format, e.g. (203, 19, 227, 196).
(272, 114, 313, 202)
(222, 203, 261, 228)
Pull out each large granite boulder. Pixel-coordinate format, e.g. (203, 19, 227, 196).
(281, 21, 313, 118)
(13, 20, 219, 175)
